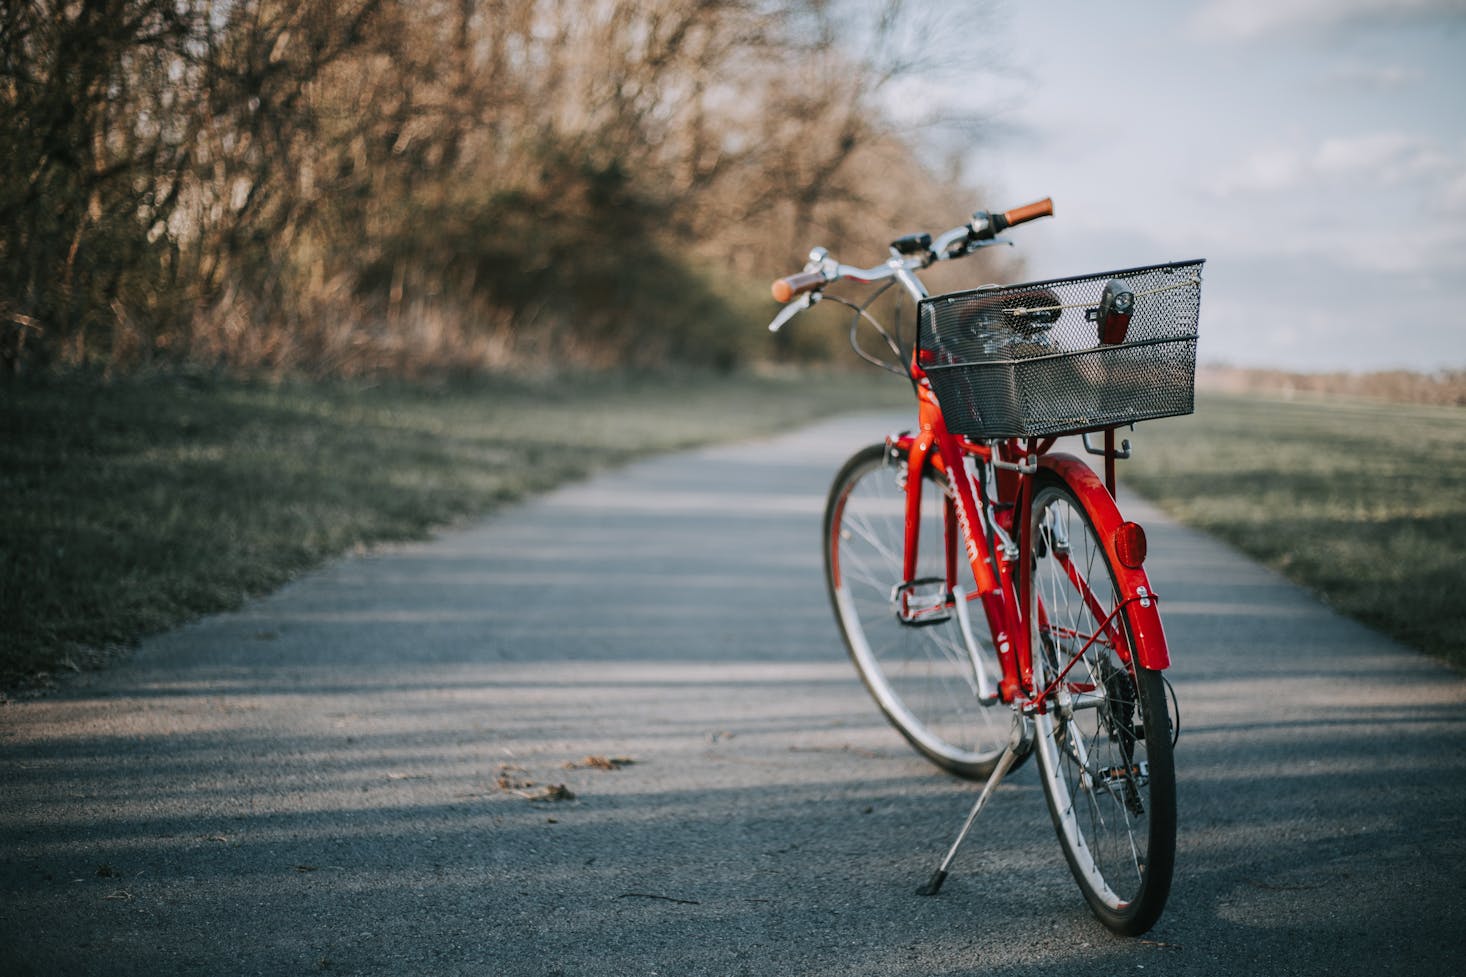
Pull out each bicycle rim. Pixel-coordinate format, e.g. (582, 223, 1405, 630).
(825, 444, 1011, 779)
(1029, 477, 1176, 934)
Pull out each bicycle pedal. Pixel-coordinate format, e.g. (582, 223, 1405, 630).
(894, 578, 954, 626)
(1085, 761, 1149, 816)
(1097, 761, 1148, 785)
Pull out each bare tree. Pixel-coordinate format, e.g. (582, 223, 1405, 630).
(0, 0, 1003, 375)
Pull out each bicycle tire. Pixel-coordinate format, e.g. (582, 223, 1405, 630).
(824, 443, 1013, 779)
(1028, 472, 1176, 935)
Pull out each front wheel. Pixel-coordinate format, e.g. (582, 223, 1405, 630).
(824, 443, 1012, 779)
(1028, 474, 1176, 935)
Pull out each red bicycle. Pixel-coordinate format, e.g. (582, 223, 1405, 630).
(769, 198, 1202, 935)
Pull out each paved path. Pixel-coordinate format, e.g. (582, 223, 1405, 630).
(3, 414, 1464, 976)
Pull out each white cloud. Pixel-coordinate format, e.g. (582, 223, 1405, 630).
(1190, 0, 1466, 40)
(1329, 62, 1424, 91)
(1445, 171, 1466, 212)
(1313, 132, 1453, 182)
(1212, 132, 1461, 195)
(972, 0, 1466, 370)
(1180, 198, 1466, 279)
(1212, 147, 1309, 194)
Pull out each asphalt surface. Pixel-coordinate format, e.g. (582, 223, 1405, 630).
(3, 413, 1464, 977)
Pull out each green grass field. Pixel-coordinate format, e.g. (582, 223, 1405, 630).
(0, 370, 909, 690)
(4, 377, 1461, 692)
(1121, 392, 1466, 670)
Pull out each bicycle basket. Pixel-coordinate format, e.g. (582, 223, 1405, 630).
(917, 260, 1203, 438)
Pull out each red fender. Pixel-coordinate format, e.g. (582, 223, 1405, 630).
(1037, 453, 1171, 671)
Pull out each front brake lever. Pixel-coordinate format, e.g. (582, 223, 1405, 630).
(960, 237, 1014, 257)
(768, 291, 821, 332)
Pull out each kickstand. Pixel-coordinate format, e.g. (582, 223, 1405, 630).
(919, 711, 1032, 896)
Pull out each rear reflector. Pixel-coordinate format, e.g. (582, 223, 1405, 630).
(1113, 521, 1147, 569)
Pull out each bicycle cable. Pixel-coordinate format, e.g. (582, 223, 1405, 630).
(818, 282, 909, 377)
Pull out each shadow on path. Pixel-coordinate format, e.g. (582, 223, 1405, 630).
(3, 415, 1463, 976)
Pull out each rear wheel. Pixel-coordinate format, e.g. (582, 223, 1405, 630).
(1028, 474, 1176, 935)
(824, 443, 1012, 779)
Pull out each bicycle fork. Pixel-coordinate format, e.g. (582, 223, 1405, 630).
(919, 709, 1034, 896)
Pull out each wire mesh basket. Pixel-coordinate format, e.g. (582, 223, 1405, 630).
(917, 260, 1204, 438)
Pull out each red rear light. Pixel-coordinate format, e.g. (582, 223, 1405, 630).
(1113, 521, 1147, 569)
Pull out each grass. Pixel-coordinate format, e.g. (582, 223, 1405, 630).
(6, 376, 1462, 691)
(1120, 392, 1466, 670)
(0, 368, 910, 690)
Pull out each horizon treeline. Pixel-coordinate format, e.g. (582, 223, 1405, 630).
(1, 0, 1008, 378)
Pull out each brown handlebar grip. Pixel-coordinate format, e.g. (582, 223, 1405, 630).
(771, 270, 827, 303)
(1001, 197, 1054, 228)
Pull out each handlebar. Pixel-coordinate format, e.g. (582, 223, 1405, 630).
(769, 197, 1054, 305)
(771, 270, 828, 303)
(989, 197, 1054, 236)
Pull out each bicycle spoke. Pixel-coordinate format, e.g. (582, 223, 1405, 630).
(825, 445, 1011, 779)
(840, 508, 905, 571)
(1029, 476, 1175, 935)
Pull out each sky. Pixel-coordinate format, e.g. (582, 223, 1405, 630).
(930, 0, 1466, 372)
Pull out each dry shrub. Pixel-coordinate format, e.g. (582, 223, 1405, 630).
(2, 0, 1004, 378)
(1198, 366, 1466, 407)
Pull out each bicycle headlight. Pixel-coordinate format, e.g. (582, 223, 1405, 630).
(1095, 280, 1135, 345)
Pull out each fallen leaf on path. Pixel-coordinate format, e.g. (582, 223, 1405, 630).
(565, 755, 634, 771)
(519, 784, 575, 802)
(495, 763, 534, 790)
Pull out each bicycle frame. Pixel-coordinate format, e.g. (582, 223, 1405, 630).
(886, 358, 1172, 714)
